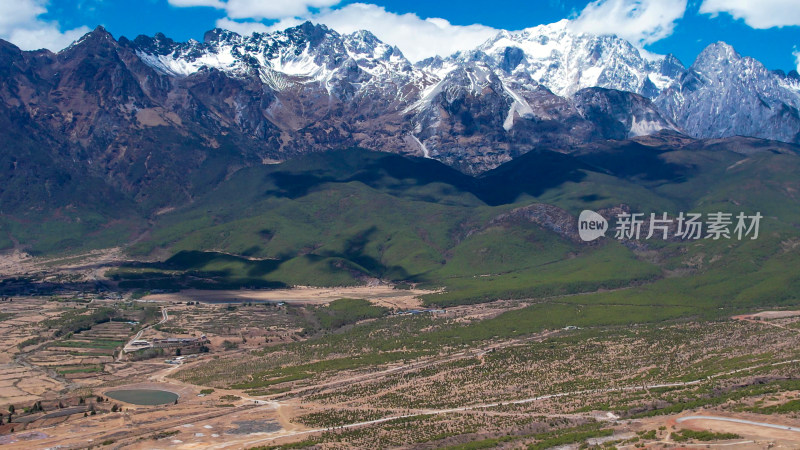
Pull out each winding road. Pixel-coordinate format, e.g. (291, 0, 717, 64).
(676, 415, 800, 433)
(119, 306, 169, 357)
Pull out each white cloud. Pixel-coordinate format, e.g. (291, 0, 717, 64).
(699, 0, 800, 29)
(307, 4, 500, 62)
(570, 0, 687, 46)
(169, 0, 342, 20)
(0, 0, 89, 51)
(6, 25, 89, 52)
(216, 3, 500, 63)
(794, 49, 800, 73)
(169, 0, 225, 7)
(215, 17, 271, 36)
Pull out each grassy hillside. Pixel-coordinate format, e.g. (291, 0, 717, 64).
(109, 139, 800, 314)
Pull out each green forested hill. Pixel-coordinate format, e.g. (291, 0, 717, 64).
(100, 136, 800, 313)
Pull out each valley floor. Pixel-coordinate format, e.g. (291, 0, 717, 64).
(140, 286, 433, 310)
(1, 287, 800, 449)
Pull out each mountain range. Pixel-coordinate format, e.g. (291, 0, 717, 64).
(1, 20, 800, 256)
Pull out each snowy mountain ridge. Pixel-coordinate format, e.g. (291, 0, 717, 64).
(2, 20, 796, 179)
(129, 20, 685, 102)
(112, 20, 800, 168)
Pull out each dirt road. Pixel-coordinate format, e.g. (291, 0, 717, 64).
(676, 415, 800, 432)
(120, 307, 169, 357)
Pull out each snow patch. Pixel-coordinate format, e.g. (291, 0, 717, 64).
(259, 68, 292, 91)
(410, 135, 431, 158)
(648, 73, 674, 91)
(137, 46, 241, 77)
(628, 116, 669, 137)
(501, 81, 534, 131)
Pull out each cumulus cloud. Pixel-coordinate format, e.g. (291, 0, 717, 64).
(699, 0, 800, 29)
(169, 0, 342, 20)
(215, 17, 271, 36)
(210, 3, 499, 63)
(303, 4, 499, 62)
(795, 49, 800, 73)
(570, 0, 687, 46)
(0, 0, 89, 51)
(169, 0, 225, 7)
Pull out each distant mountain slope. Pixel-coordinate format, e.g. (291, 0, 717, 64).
(436, 20, 684, 98)
(1, 21, 796, 190)
(125, 20, 800, 149)
(0, 22, 672, 187)
(656, 42, 800, 143)
(109, 139, 800, 309)
(2, 21, 800, 255)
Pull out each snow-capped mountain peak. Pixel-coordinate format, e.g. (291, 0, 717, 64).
(99, 21, 800, 171)
(654, 40, 800, 144)
(455, 19, 682, 99)
(125, 22, 421, 93)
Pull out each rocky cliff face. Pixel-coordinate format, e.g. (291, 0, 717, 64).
(655, 42, 800, 143)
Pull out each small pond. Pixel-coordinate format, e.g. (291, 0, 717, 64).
(104, 389, 179, 405)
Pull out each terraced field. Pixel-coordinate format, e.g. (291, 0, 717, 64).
(28, 321, 131, 381)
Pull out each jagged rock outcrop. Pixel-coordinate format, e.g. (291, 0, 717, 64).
(656, 42, 800, 143)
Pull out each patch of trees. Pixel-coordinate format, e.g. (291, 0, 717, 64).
(672, 429, 741, 442)
(312, 298, 389, 330)
(44, 307, 120, 337)
(129, 348, 165, 361)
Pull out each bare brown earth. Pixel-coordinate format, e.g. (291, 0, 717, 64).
(0, 247, 129, 283)
(0, 250, 34, 278)
(141, 286, 435, 309)
(0, 298, 70, 404)
(676, 413, 800, 444)
(2, 290, 800, 448)
(734, 310, 800, 320)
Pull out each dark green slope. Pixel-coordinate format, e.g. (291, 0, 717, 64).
(114, 138, 800, 315)
(123, 149, 514, 287)
(4, 129, 800, 317)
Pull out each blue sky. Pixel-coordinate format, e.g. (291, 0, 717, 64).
(3, 0, 799, 72)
